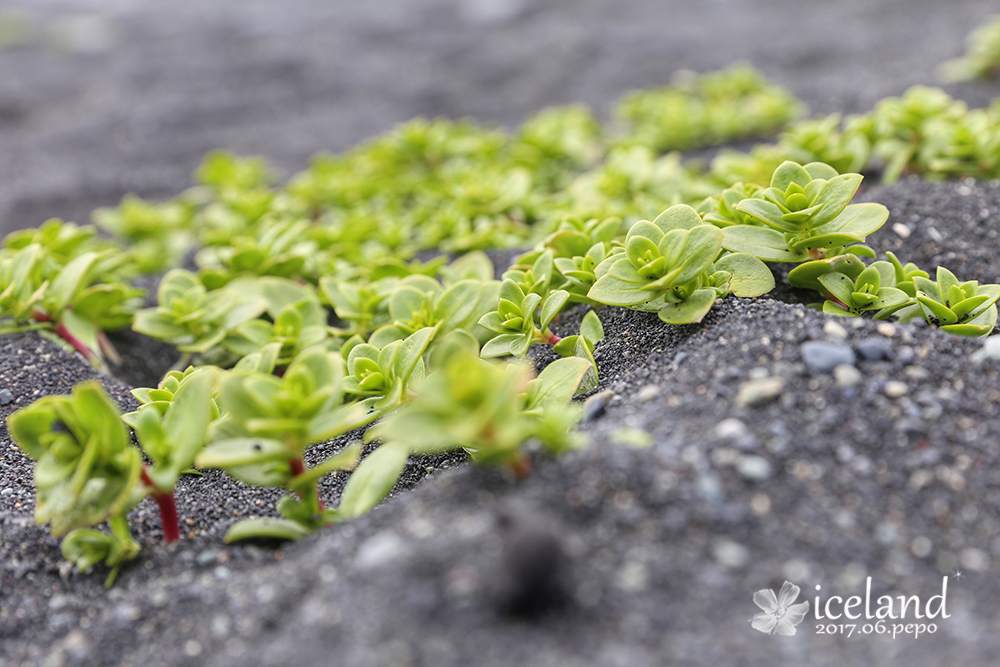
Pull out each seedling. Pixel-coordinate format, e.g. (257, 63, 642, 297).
(478, 280, 569, 357)
(552, 309, 605, 392)
(587, 204, 773, 324)
(809, 262, 912, 318)
(367, 274, 499, 347)
(722, 161, 888, 262)
(195, 347, 379, 541)
(132, 269, 268, 363)
(893, 267, 1000, 336)
(939, 15, 1000, 82)
(0, 237, 144, 369)
(368, 350, 592, 473)
(343, 326, 437, 410)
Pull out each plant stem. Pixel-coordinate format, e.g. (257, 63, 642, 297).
(542, 330, 562, 345)
(32, 311, 101, 365)
(288, 455, 325, 512)
(97, 331, 122, 366)
(509, 453, 533, 479)
(141, 467, 181, 544)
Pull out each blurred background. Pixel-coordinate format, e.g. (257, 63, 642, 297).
(0, 0, 996, 236)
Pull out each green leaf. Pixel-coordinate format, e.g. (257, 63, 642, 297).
(587, 273, 651, 307)
(47, 253, 97, 316)
(195, 438, 288, 469)
(790, 232, 864, 253)
(815, 202, 889, 237)
(526, 356, 592, 412)
(817, 272, 856, 306)
(711, 253, 774, 297)
(224, 517, 310, 543)
(735, 198, 798, 232)
(657, 288, 717, 324)
(803, 162, 839, 180)
(810, 173, 863, 226)
(392, 326, 437, 383)
(771, 161, 812, 191)
(337, 442, 409, 519)
(866, 287, 911, 310)
(580, 310, 604, 344)
(721, 226, 804, 262)
(159, 368, 217, 476)
(942, 304, 997, 337)
(822, 300, 855, 317)
(481, 333, 523, 358)
(540, 290, 569, 331)
(916, 295, 959, 325)
(651, 204, 704, 232)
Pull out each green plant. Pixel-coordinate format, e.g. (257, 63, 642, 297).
(221, 278, 330, 368)
(92, 194, 195, 275)
(587, 204, 773, 324)
(478, 279, 569, 357)
(368, 350, 592, 473)
(939, 15, 1000, 82)
(803, 261, 911, 318)
(893, 266, 1000, 336)
(0, 233, 144, 369)
(367, 274, 499, 347)
(7, 383, 143, 585)
(194, 347, 381, 541)
(869, 86, 967, 184)
(615, 64, 803, 152)
(552, 309, 605, 393)
(131, 269, 268, 362)
(721, 161, 888, 262)
(343, 326, 437, 410)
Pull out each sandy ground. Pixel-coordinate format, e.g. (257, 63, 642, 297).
(3, 1, 1000, 666)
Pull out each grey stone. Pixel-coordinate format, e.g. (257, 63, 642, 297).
(801, 341, 856, 372)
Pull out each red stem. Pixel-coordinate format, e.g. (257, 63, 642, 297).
(141, 467, 180, 544)
(288, 457, 324, 511)
(32, 311, 100, 363)
(544, 331, 562, 344)
(819, 292, 851, 312)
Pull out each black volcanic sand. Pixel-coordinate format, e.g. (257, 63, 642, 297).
(7, 1, 1000, 665)
(3, 179, 1000, 666)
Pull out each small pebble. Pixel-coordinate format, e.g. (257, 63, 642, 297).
(892, 222, 912, 239)
(801, 341, 855, 372)
(195, 550, 220, 566)
(714, 418, 748, 440)
(582, 391, 615, 422)
(833, 364, 861, 387)
(712, 538, 750, 569)
(0, 389, 12, 405)
(884, 381, 908, 398)
(736, 455, 772, 481)
(636, 385, 660, 402)
(856, 337, 892, 361)
(823, 321, 848, 340)
(735, 377, 784, 407)
(877, 323, 897, 338)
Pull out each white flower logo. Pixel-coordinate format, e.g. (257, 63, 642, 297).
(751, 581, 810, 636)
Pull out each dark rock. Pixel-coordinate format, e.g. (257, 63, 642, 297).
(856, 337, 893, 361)
(801, 341, 856, 372)
(492, 509, 568, 615)
(582, 390, 614, 422)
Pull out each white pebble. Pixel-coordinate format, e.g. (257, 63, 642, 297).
(892, 223, 912, 239)
(834, 364, 861, 387)
(884, 381, 908, 398)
